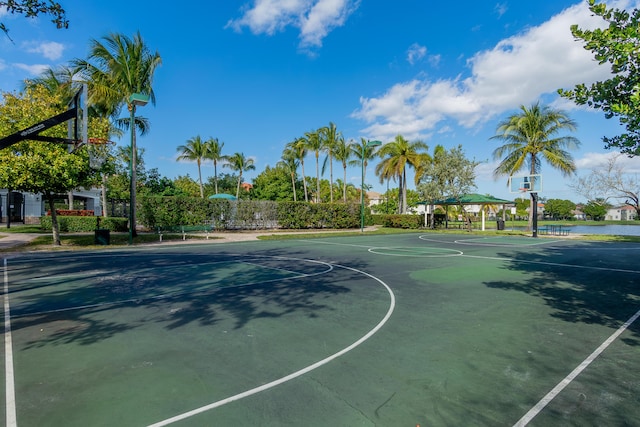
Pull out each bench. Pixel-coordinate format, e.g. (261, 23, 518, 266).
(538, 225, 570, 236)
(157, 224, 214, 241)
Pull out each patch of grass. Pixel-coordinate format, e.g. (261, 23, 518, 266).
(0, 225, 46, 234)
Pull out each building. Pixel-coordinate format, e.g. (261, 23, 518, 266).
(606, 205, 637, 221)
(0, 188, 102, 225)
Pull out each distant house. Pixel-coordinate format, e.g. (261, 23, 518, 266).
(606, 205, 637, 221)
(0, 188, 102, 225)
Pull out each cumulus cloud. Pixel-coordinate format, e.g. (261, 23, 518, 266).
(227, 0, 360, 49)
(576, 151, 640, 173)
(24, 41, 65, 60)
(353, 2, 631, 141)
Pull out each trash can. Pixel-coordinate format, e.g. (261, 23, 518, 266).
(496, 220, 505, 230)
(94, 229, 110, 245)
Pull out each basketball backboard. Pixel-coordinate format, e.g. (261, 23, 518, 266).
(509, 174, 542, 194)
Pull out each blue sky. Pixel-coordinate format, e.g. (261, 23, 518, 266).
(2, 0, 640, 202)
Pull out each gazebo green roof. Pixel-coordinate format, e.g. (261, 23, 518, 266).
(421, 193, 514, 205)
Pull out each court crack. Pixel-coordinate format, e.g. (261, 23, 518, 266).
(308, 376, 376, 424)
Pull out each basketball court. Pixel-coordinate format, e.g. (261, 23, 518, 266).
(2, 232, 639, 426)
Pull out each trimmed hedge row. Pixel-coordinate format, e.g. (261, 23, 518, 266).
(40, 216, 128, 232)
(137, 196, 364, 230)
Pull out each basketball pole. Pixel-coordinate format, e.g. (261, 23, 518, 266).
(531, 192, 538, 238)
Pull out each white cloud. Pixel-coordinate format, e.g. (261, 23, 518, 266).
(576, 151, 640, 173)
(353, 2, 632, 141)
(13, 63, 49, 76)
(24, 41, 65, 60)
(494, 3, 508, 18)
(407, 43, 426, 65)
(227, 0, 360, 49)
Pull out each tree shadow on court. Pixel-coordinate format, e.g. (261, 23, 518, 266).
(10, 247, 373, 347)
(484, 243, 640, 345)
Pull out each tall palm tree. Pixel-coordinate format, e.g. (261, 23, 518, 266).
(224, 152, 256, 198)
(376, 135, 428, 214)
(205, 137, 226, 194)
(304, 130, 323, 203)
(350, 137, 380, 203)
(321, 122, 341, 203)
(176, 135, 208, 198)
(333, 138, 354, 202)
(74, 31, 161, 236)
(278, 147, 300, 201)
(491, 102, 580, 230)
(287, 137, 309, 202)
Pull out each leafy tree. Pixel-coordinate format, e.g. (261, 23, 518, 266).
(514, 197, 530, 219)
(203, 173, 238, 196)
(0, 0, 67, 41)
(74, 31, 161, 236)
(491, 102, 580, 230)
(173, 175, 200, 198)
(417, 145, 477, 227)
(252, 165, 301, 201)
(0, 85, 99, 244)
(559, 0, 640, 155)
(176, 135, 208, 198)
(543, 199, 576, 220)
(376, 135, 428, 214)
(224, 152, 256, 198)
(582, 198, 610, 221)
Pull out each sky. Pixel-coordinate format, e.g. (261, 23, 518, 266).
(2, 0, 640, 203)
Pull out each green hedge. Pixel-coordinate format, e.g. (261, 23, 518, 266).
(382, 214, 423, 229)
(40, 216, 128, 232)
(137, 196, 362, 230)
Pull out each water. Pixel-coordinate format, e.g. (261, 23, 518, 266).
(508, 224, 640, 236)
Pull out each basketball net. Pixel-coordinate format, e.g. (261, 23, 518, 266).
(87, 138, 112, 169)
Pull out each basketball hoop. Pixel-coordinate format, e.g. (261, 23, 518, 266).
(87, 138, 114, 169)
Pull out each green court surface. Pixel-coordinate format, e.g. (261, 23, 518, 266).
(2, 233, 640, 426)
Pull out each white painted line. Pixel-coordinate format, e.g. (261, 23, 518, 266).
(147, 262, 395, 427)
(513, 307, 640, 426)
(4, 258, 17, 427)
(462, 254, 640, 275)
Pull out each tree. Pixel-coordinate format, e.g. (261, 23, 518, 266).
(74, 31, 161, 237)
(375, 135, 428, 214)
(333, 137, 354, 202)
(176, 135, 208, 198)
(278, 147, 300, 201)
(583, 199, 610, 221)
(224, 152, 256, 198)
(559, 0, 640, 155)
(173, 175, 200, 198)
(304, 130, 323, 203)
(286, 137, 309, 202)
(205, 137, 226, 195)
(252, 165, 300, 201)
(203, 173, 238, 196)
(417, 145, 478, 226)
(543, 199, 576, 220)
(491, 102, 580, 230)
(0, 0, 68, 41)
(0, 86, 99, 245)
(571, 153, 640, 219)
(320, 122, 341, 203)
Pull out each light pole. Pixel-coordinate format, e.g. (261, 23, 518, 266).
(128, 93, 149, 245)
(361, 140, 382, 232)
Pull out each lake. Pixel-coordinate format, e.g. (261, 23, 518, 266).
(507, 224, 640, 236)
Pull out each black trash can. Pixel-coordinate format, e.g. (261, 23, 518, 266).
(496, 220, 505, 231)
(94, 229, 110, 245)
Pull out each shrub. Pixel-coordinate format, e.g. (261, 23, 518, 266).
(383, 214, 423, 229)
(40, 216, 127, 232)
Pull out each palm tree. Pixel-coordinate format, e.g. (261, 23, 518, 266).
(74, 31, 161, 236)
(350, 137, 380, 201)
(304, 130, 323, 203)
(321, 122, 341, 203)
(333, 138, 354, 202)
(286, 137, 309, 202)
(375, 135, 428, 213)
(176, 135, 208, 198)
(205, 137, 226, 194)
(278, 147, 300, 201)
(491, 102, 580, 230)
(224, 152, 256, 198)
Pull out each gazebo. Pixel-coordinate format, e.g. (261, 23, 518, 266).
(421, 193, 514, 231)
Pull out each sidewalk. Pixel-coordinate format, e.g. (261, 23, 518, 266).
(0, 233, 41, 250)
